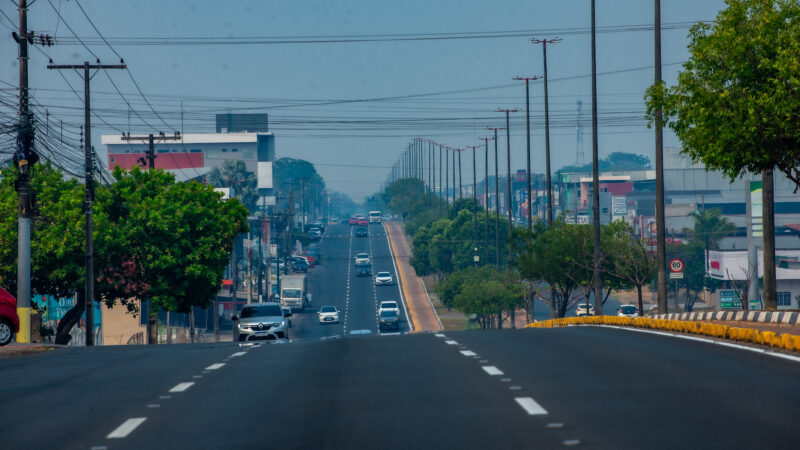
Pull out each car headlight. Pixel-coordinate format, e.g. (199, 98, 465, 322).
(275, 320, 286, 327)
(238, 323, 248, 330)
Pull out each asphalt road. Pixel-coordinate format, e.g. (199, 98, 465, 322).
(3, 223, 800, 449)
(290, 222, 410, 340)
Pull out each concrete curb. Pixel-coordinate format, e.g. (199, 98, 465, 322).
(653, 311, 800, 325)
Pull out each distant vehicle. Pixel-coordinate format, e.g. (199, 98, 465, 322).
(305, 246, 320, 262)
(575, 303, 595, 317)
(355, 227, 368, 237)
(354, 252, 370, 265)
(357, 218, 368, 226)
(291, 258, 308, 273)
(382, 214, 391, 221)
(355, 262, 372, 277)
(318, 305, 340, 324)
(233, 302, 291, 341)
(307, 227, 322, 240)
(0, 286, 19, 346)
(369, 211, 381, 223)
(349, 216, 359, 225)
(270, 259, 288, 275)
(375, 272, 394, 286)
(312, 220, 325, 231)
(280, 275, 308, 311)
(379, 310, 400, 331)
(378, 301, 400, 315)
(618, 304, 638, 318)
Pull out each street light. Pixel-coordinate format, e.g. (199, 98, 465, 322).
(531, 37, 562, 226)
(513, 76, 542, 230)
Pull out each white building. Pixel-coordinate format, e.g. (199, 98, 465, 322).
(708, 249, 800, 309)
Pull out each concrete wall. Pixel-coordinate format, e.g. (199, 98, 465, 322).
(101, 301, 146, 345)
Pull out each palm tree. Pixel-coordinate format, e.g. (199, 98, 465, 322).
(685, 207, 737, 250)
(207, 160, 258, 211)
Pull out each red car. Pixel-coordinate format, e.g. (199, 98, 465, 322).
(0, 285, 19, 346)
(349, 216, 359, 225)
(357, 218, 368, 226)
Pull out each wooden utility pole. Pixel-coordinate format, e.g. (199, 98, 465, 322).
(48, 60, 127, 345)
(121, 131, 182, 170)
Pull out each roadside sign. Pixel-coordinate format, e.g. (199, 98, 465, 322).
(669, 272, 684, 279)
(669, 259, 684, 273)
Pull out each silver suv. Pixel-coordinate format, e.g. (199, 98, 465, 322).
(233, 303, 291, 341)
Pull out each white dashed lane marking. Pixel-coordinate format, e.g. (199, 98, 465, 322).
(482, 366, 504, 376)
(515, 397, 548, 415)
(230, 351, 246, 357)
(445, 340, 458, 345)
(106, 417, 147, 439)
(169, 382, 195, 393)
(460, 350, 477, 357)
(205, 363, 225, 370)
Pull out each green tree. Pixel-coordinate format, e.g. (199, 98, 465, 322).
(206, 160, 258, 211)
(605, 221, 656, 315)
(684, 207, 737, 251)
(435, 266, 523, 328)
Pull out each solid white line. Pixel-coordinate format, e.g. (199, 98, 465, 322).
(205, 363, 225, 370)
(445, 340, 458, 345)
(106, 417, 147, 439)
(515, 397, 548, 415)
(230, 351, 246, 357)
(482, 366, 504, 376)
(766, 351, 800, 363)
(460, 350, 477, 356)
(169, 382, 195, 393)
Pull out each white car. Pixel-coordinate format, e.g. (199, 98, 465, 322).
(378, 301, 400, 315)
(618, 304, 638, 318)
(375, 272, 394, 286)
(354, 252, 370, 265)
(318, 305, 339, 324)
(575, 303, 595, 317)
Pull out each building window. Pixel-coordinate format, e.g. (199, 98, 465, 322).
(157, 149, 168, 153)
(777, 292, 791, 307)
(222, 148, 228, 153)
(110, 158, 115, 162)
(190, 149, 202, 153)
(231, 148, 238, 152)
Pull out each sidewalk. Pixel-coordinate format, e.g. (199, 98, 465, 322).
(384, 221, 443, 332)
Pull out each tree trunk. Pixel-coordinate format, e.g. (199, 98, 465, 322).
(148, 307, 158, 345)
(189, 306, 196, 344)
(636, 285, 644, 316)
(510, 308, 516, 329)
(762, 168, 777, 310)
(55, 291, 86, 345)
(497, 310, 503, 329)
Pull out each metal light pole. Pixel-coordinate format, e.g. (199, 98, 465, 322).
(480, 137, 494, 264)
(468, 145, 480, 259)
(513, 76, 541, 230)
(531, 37, 561, 226)
(487, 127, 504, 267)
(590, 0, 603, 316)
(496, 109, 519, 245)
(654, 0, 668, 314)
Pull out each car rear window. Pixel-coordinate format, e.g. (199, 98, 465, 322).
(621, 306, 637, 313)
(381, 302, 397, 308)
(241, 305, 283, 318)
(320, 306, 336, 313)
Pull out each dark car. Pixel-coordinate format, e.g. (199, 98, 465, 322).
(292, 258, 309, 273)
(355, 262, 371, 277)
(378, 310, 400, 332)
(355, 227, 368, 237)
(0, 285, 19, 346)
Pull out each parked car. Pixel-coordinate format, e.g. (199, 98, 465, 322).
(575, 303, 595, 317)
(355, 227, 368, 237)
(379, 310, 400, 332)
(375, 272, 394, 286)
(0, 286, 19, 346)
(232, 302, 291, 341)
(318, 305, 340, 324)
(378, 301, 400, 315)
(618, 304, 638, 318)
(355, 262, 372, 277)
(307, 228, 322, 240)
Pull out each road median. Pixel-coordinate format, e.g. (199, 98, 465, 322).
(384, 221, 442, 332)
(527, 316, 800, 353)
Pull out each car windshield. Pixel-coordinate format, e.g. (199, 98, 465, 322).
(356, 253, 368, 258)
(320, 306, 336, 313)
(380, 310, 398, 318)
(282, 289, 301, 297)
(377, 272, 391, 277)
(240, 305, 283, 318)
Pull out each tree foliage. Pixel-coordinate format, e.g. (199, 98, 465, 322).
(206, 160, 258, 211)
(646, 0, 800, 188)
(434, 266, 523, 328)
(684, 207, 737, 250)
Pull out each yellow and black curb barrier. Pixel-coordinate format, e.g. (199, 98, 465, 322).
(526, 316, 800, 353)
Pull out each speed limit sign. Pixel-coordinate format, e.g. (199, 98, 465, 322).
(669, 259, 684, 278)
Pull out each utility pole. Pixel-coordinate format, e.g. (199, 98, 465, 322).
(457, 149, 464, 204)
(469, 145, 479, 260)
(452, 147, 457, 210)
(480, 137, 494, 264)
(654, 0, 668, 314)
(120, 131, 182, 170)
(487, 127, 504, 267)
(445, 146, 450, 207)
(48, 59, 127, 346)
(513, 76, 541, 230)
(496, 109, 518, 244)
(531, 38, 561, 226)
(590, 0, 603, 316)
(13, 0, 36, 343)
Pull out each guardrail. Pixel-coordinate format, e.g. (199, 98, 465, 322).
(526, 316, 800, 352)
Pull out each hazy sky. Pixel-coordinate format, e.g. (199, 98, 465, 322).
(1, 0, 728, 201)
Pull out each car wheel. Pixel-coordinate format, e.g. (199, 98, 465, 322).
(0, 320, 13, 346)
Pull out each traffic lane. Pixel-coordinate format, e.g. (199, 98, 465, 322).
(449, 327, 800, 449)
(291, 224, 350, 340)
(107, 333, 569, 450)
(346, 228, 379, 333)
(369, 223, 410, 333)
(0, 342, 240, 449)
